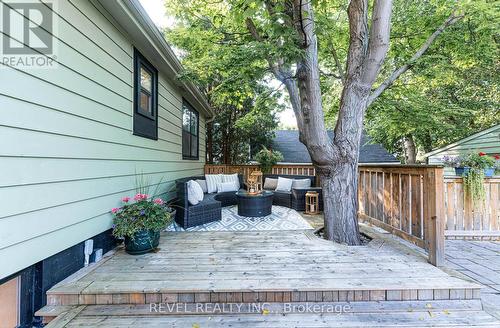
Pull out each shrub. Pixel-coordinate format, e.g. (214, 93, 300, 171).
(255, 146, 283, 173)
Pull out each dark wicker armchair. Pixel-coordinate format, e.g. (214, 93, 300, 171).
(174, 175, 244, 229)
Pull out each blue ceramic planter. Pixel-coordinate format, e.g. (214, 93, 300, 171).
(455, 167, 495, 177)
(454, 167, 469, 176)
(124, 230, 160, 255)
(484, 168, 495, 177)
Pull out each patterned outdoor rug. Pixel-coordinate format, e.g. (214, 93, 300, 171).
(165, 205, 313, 232)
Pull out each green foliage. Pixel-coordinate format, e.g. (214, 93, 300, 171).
(445, 152, 496, 205)
(255, 146, 283, 173)
(111, 195, 172, 239)
(164, 0, 498, 164)
(164, 0, 283, 163)
(461, 152, 496, 170)
(364, 0, 499, 161)
(463, 168, 486, 205)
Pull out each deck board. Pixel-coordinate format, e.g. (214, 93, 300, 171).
(47, 230, 479, 305)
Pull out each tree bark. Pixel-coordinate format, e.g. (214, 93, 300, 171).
(206, 121, 214, 164)
(403, 135, 417, 164)
(246, 0, 392, 245)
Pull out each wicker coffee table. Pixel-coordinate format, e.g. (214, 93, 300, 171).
(236, 190, 274, 217)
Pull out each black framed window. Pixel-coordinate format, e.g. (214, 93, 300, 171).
(133, 48, 158, 140)
(182, 100, 199, 160)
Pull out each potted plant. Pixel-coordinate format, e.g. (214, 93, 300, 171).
(111, 194, 173, 255)
(255, 146, 284, 174)
(442, 153, 497, 177)
(442, 152, 496, 205)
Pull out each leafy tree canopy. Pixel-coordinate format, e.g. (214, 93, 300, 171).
(165, 0, 499, 163)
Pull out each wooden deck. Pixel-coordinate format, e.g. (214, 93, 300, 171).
(46, 230, 479, 305)
(40, 228, 500, 327)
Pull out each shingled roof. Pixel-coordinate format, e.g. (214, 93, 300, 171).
(271, 130, 400, 164)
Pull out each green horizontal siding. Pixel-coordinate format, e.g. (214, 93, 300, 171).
(0, 0, 206, 279)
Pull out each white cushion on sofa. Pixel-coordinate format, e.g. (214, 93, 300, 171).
(222, 173, 240, 190)
(195, 179, 208, 193)
(205, 174, 223, 193)
(292, 179, 311, 189)
(217, 181, 239, 193)
(187, 180, 204, 205)
(275, 177, 293, 192)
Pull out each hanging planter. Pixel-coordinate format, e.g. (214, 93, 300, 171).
(443, 152, 498, 205)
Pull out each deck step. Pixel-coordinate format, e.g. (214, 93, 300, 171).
(43, 300, 500, 327)
(46, 286, 482, 306)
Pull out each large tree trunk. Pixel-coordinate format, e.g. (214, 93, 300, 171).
(247, 0, 392, 245)
(403, 135, 417, 164)
(320, 161, 361, 245)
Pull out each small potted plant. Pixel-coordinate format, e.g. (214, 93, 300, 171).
(442, 155, 463, 175)
(111, 194, 173, 255)
(255, 146, 284, 174)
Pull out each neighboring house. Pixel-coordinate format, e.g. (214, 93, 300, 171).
(424, 124, 500, 175)
(0, 0, 213, 325)
(271, 130, 400, 164)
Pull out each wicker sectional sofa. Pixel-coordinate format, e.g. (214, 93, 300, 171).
(175, 174, 323, 229)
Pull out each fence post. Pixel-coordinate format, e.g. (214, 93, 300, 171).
(425, 167, 445, 266)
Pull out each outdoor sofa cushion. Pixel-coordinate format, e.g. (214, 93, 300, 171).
(217, 181, 238, 193)
(292, 179, 311, 189)
(187, 180, 204, 205)
(222, 173, 240, 190)
(263, 178, 278, 190)
(205, 174, 223, 193)
(276, 177, 293, 192)
(195, 179, 208, 193)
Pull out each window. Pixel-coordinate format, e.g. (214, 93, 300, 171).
(182, 100, 199, 160)
(133, 48, 158, 140)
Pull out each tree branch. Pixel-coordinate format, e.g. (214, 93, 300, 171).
(345, 0, 369, 80)
(367, 11, 464, 107)
(328, 41, 345, 84)
(361, 0, 393, 86)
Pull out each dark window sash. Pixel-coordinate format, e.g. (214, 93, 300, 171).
(182, 100, 199, 160)
(133, 48, 158, 140)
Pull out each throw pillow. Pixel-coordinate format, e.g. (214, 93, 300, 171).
(217, 181, 239, 193)
(205, 174, 223, 193)
(195, 179, 208, 193)
(292, 178, 311, 189)
(263, 178, 278, 190)
(222, 173, 240, 190)
(275, 177, 293, 192)
(187, 180, 203, 205)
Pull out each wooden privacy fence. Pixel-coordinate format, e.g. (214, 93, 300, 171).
(205, 164, 316, 179)
(444, 177, 499, 239)
(357, 165, 445, 266)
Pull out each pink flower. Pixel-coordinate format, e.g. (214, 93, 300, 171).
(121, 196, 130, 203)
(111, 207, 120, 214)
(153, 198, 164, 205)
(479, 152, 486, 156)
(133, 193, 149, 201)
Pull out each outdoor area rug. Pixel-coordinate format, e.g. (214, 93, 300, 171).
(165, 205, 313, 232)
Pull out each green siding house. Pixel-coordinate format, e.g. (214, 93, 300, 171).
(424, 124, 500, 175)
(0, 0, 213, 324)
